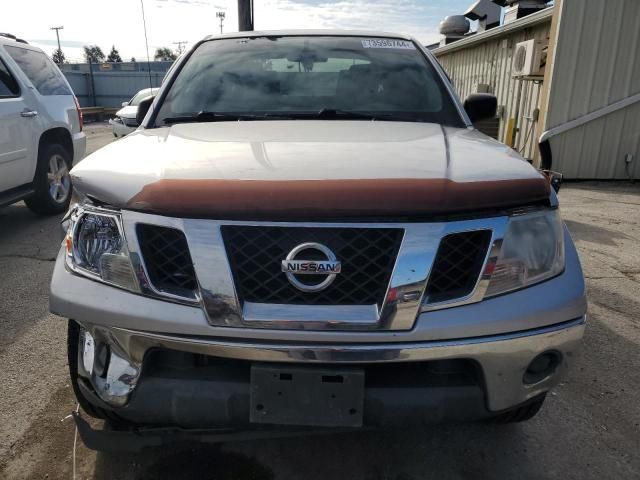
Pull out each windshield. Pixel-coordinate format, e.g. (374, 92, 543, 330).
(130, 88, 158, 106)
(154, 36, 463, 126)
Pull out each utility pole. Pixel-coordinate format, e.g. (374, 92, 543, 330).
(50, 25, 63, 52)
(140, 0, 153, 90)
(237, 0, 254, 31)
(173, 41, 187, 55)
(216, 11, 226, 34)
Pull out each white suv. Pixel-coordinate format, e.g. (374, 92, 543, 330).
(0, 33, 85, 214)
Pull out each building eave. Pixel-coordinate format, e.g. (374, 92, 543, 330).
(433, 7, 554, 56)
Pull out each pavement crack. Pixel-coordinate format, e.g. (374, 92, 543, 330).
(0, 254, 56, 262)
(585, 276, 625, 280)
(609, 266, 640, 283)
(568, 194, 640, 207)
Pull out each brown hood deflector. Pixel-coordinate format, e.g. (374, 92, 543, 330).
(127, 178, 550, 220)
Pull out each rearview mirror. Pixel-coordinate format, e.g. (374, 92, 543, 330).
(463, 93, 497, 123)
(286, 49, 328, 64)
(121, 101, 129, 107)
(136, 95, 155, 126)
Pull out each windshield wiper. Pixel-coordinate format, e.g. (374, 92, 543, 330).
(293, 109, 420, 122)
(315, 108, 380, 120)
(161, 111, 279, 125)
(161, 109, 424, 125)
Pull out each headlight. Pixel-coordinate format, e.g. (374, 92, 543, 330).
(65, 207, 140, 292)
(485, 209, 564, 297)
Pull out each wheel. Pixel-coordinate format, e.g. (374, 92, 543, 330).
(67, 320, 109, 420)
(491, 394, 546, 423)
(25, 143, 72, 215)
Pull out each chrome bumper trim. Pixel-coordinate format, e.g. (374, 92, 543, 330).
(112, 317, 584, 364)
(242, 301, 380, 329)
(83, 317, 585, 411)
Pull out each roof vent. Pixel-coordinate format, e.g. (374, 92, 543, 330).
(465, 0, 501, 32)
(438, 16, 470, 46)
(493, 0, 548, 24)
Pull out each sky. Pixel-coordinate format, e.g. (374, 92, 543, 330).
(4, 0, 475, 62)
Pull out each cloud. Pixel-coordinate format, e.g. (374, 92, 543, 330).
(12, 0, 468, 62)
(255, 0, 448, 43)
(29, 39, 88, 48)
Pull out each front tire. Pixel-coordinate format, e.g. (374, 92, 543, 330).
(491, 394, 546, 423)
(25, 143, 72, 215)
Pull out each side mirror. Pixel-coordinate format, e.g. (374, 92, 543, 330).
(121, 101, 129, 107)
(463, 93, 497, 123)
(136, 95, 155, 126)
(541, 170, 563, 193)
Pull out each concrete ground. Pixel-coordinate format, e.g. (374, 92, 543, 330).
(0, 124, 638, 479)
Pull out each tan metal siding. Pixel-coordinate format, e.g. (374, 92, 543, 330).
(546, 0, 640, 178)
(550, 101, 640, 179)
(435, 22, 551, 162)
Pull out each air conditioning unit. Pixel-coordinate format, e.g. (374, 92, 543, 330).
(512, 39, 544, 77)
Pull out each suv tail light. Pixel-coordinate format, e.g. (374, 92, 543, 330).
(74, 95, 83, 131)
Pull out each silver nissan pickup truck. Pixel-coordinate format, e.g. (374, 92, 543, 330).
(50, 31, 586, 451)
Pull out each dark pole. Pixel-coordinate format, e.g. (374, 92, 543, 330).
(88, 57, 97, 106)
(54, 29, 61, 51)
(238, 0, 254, 31)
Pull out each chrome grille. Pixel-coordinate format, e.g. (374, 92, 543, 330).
(137, 224, 198, 296)
(424, 230, 492, 304)
(221, 226, 404, 306)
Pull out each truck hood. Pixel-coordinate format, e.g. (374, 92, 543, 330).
(71, 121, 549, 219)
(115, 105, 137, 119)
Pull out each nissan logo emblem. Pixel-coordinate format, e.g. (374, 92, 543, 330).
(281, 242, 341, 292)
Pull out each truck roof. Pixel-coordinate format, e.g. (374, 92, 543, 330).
(203, 29, 415, 42)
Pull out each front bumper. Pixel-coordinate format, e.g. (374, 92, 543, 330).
(109, 119, 135, 137)
(75, 316, 584, 424)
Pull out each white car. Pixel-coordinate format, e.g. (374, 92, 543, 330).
(0, 33, 85, 214)
(110, 87, 158, 137)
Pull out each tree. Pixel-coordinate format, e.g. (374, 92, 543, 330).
(130, 57, 136, 62)
(106, 45, 122, 63)
(154, 47, 176, 61)
(83, 45, 105, 64)
(52, 48, 66, 65)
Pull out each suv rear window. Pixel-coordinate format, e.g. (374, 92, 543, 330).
(0, 58, 20, 97)
(4, 45, 71, 95)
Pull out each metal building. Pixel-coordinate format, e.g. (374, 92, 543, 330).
(433, 0, 640, 180)
(538, 0, 640, 179)
(435, 9, 552, 162)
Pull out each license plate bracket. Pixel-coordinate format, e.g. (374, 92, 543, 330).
(250, 364, 365, 427)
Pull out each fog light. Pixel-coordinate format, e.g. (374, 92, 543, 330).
(524, 351, 561, 385)
(94, 342, 111, 378)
